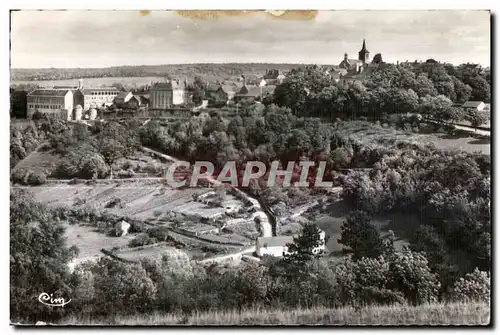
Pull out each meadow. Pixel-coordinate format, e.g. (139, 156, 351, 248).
(59, 302, 490, 326)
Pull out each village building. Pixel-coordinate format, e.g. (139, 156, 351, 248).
(80, 87, 120, 110)
(462, 101, 486, 112)
(234, 85, 262, 103)
(241, 74, 266, 87)
(113, 91, 141, 109)
(263, 69, 286, 85)
(149, 79, 188, 109)
(255, 236, 294, 257)
(26, 89, 73, 119)
(339, 39, 371, 75)
(206, 83, 229, 107)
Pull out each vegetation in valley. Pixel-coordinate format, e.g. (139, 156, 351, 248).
(9, 60, 491, 325)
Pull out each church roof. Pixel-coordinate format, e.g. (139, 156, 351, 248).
(359, 39, 369, 53)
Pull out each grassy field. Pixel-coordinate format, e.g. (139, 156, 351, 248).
(12, 149, 61, 176)
(64, 223, 133, 259)
(59, 302, 490, 326)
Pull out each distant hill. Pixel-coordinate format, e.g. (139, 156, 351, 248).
(11, 63, 331, 82)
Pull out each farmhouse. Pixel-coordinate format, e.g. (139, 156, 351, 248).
(462, 101, 486, 112)
(255, 236, 294, 257)
(27, 89, 73, 119)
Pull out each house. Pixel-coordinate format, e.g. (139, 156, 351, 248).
(206, 84, 229, 107)
(150, 79, 188, 109)
(80, 87, 120, 110)
(256, 236, 294, 257)
(462, 101, 486, 112)
(113, 91, 134, 106)
(263, 69, 286, 85)
(221, 84, 238, 101)
(26, 89, 73, 119)
(241, 74, 266, 87)
(234, 85, 263, 103)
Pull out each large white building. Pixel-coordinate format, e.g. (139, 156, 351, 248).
(81, 87, 120, 110)
(26, 89, 73, 119)
(150, 79, 188, 109)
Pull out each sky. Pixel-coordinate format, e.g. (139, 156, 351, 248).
(10, 10, 491, 68)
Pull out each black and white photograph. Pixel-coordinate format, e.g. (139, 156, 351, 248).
(9, 9, 491, 326)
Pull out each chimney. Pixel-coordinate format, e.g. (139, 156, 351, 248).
(242, 75, 246, 86)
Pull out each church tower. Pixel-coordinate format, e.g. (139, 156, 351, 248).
(358, 39, 370, 64)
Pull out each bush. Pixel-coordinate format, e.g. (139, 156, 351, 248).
(451, 268, 490, 303)
(147, 226, 169, 242)
(27, 171, 47, 185)
(128, 233, 157, 248)
(11, 169, 46, 186)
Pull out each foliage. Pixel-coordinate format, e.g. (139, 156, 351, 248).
(338, 211, 385, 260)
(451, 268, 490, 303)
(280, 223, 324, 276)
(128, 233, 158, 248)
(10, 189, 77, 323)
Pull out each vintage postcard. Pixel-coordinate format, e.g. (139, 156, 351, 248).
(9, 9, 491, 326)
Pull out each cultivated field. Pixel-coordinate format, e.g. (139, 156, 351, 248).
(60, 302, 490, 326)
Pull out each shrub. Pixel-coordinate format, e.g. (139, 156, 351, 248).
(451, 268, 490, 303)
(128, 233, 157, 248)
(11, 169, 46, 186)
(147, 226, 169, 242)
(153, 210, 163, 217)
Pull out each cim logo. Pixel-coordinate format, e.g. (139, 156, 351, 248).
(38, 292, 71, 307)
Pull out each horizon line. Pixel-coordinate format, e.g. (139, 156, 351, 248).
(10, 59, 491, 71)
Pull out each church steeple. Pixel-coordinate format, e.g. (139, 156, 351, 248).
(358, 38, 370, 64)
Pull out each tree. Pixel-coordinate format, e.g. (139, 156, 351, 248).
(281, 223, 323, 274)
(466, 110, 489, 133)
(190, 76, 207, 106)
(372, 53, 383, 64)
(10, 189, 78, 322)
(338, 211, 385, 260)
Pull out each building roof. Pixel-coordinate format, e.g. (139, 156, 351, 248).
(462, 101, 484, 108)
(115, 91, 131, 100)
(150, 80, 186, 91)
(257, 236, 294, 248)
(236, 85, 262, 97)
(27, 89, 70, 97)
(206, 83, 221, 92)
(359, 39, 369, 53)
(81, 87, 120, 95)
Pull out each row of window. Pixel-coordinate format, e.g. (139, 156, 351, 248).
(28, 104, 62, 109)
(90, 91, 118, 96)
